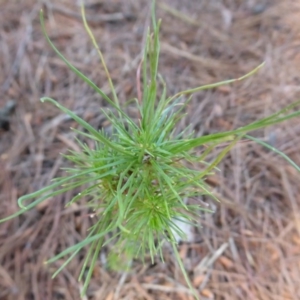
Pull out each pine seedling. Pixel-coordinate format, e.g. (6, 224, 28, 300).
(1, 1, 300, 299)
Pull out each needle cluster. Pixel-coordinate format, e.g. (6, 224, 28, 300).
(1, 1, 300, 299)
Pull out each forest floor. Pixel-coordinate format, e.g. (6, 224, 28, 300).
(1, 0, 300, 299)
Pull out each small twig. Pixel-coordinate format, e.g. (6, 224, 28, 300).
(47, 3, 128, 24)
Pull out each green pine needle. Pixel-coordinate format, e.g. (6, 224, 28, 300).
(1, 1, 300, 299)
